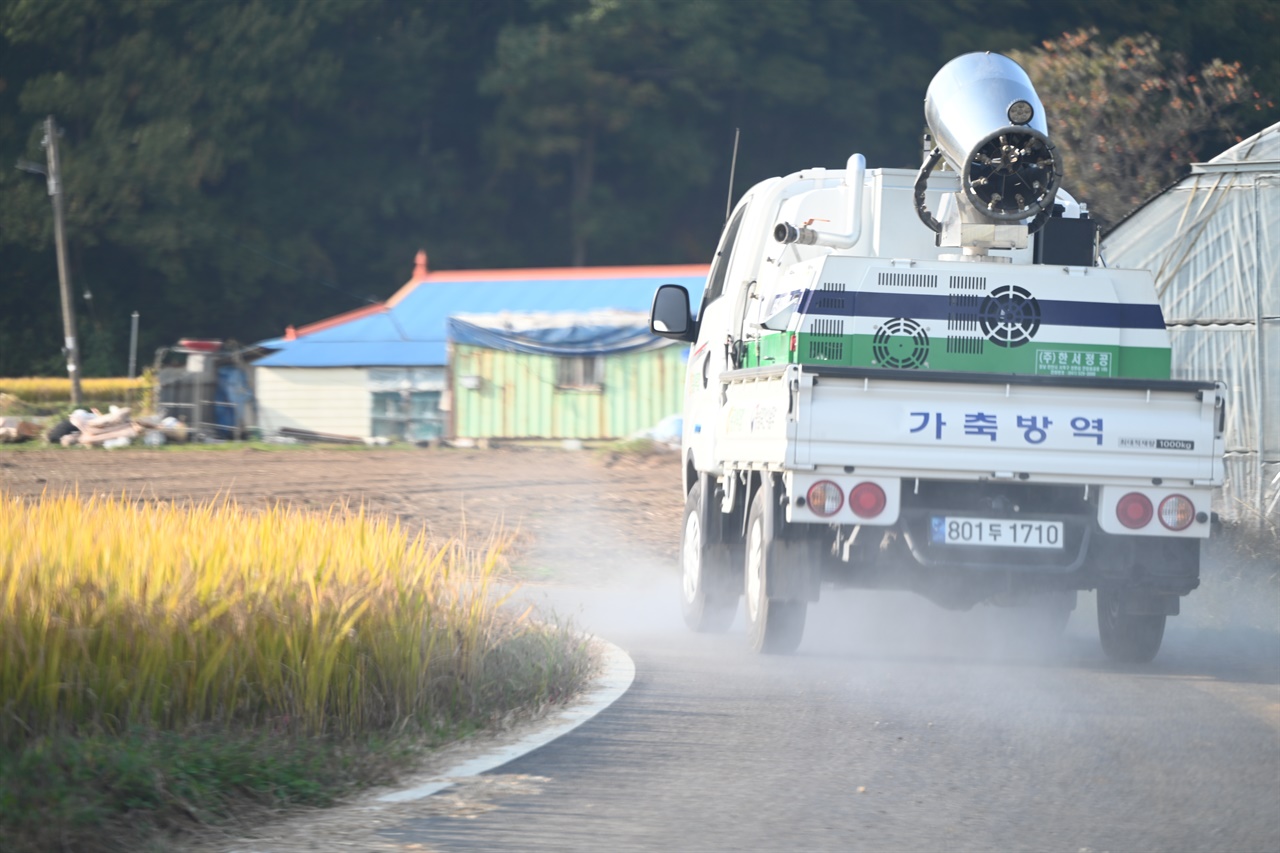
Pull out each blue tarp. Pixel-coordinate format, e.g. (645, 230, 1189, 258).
(213, 365, 252, 438)
(255, 269, 707, 368)
(447, 317, 669, 356)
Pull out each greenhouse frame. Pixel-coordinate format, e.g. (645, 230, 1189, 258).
(1102, 122, 1279, 524)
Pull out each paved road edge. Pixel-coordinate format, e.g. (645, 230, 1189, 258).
(375, 636, 636, 804)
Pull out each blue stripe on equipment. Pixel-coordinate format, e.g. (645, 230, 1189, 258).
(797, 291, 1166, 330)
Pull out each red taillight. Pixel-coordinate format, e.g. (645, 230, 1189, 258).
(849, 482, 887, 518)
(789, 334, 797, 352)
(1158, 495, 1194, 531)
(806, 481, 843, 517)
(1116, 492, 1153, 529)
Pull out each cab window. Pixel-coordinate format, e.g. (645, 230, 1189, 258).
(701, 204, 747, 310)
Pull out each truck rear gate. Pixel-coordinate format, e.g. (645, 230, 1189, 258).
(718, 364, 1223, 487)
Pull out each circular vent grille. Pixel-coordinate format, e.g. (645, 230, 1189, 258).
(872, 318, 930, 369)
(980, 285, 1041, 347)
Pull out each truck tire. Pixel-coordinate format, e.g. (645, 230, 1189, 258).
(1096, 586, 1166, 664)
(681, 481, 738, 632)
(744, 487, 807, 654)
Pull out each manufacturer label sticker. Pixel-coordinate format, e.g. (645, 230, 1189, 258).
(1118, 437, 1195, 451)
(1034, 348, 1113, 378)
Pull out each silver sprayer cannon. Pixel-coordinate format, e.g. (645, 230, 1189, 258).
(916, 52, 1063, 239)
(774, 52, 1064, 256)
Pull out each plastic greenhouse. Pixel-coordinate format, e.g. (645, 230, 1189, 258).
(1102, 122, 1280, 524)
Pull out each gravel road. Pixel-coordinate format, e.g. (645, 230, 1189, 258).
(4, 446, 1277, 852)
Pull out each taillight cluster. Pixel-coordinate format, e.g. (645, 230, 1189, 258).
(805, 480, 886, 519)
(1157, 495, 1195, 531)
(806, 481, 842, 517)
(1116, 492, 1194, 531)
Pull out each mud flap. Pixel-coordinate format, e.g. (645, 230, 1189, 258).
(1092, 536, 1201, 597)
(1117, 589, 1180, 616)
(700, 472, 727, 545)
(760, 474, 822, 603)
(699, 472, 740, 598)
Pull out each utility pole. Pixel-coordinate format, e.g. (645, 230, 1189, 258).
(44, 116, 82, 406)
(128, 311, 140, 379)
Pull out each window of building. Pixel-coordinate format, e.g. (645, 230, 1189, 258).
(371, 390, 444, 441)
(555, 356, 604, 390)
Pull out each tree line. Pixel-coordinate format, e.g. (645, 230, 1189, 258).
(0, 0, 1274, 377)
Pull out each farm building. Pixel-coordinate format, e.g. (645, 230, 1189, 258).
(253, 254, 707, 441)
(448, 310, 688, 440)
(1102, 122, 1279, 523)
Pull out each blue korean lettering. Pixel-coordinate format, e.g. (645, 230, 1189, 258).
(1070, 416, 1104, 445)
(910, 411, 948, 440)
(964, 412, 998, 442)
(1016, 415, 1052, 444)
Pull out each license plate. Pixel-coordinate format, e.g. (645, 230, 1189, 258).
(930, 516, 1064, 549)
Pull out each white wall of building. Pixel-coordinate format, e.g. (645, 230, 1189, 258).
(255, 367, 370, 438)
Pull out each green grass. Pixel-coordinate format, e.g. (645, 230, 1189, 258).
(518, 564, 562, 582)
(146, 439, 413, 452)
(0, 624, 594, 853)
(599, 437, 664, 454)
(594, 437, 675, 463)
(0, 728, 395, 853)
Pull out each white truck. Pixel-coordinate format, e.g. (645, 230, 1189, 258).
(649, 52, 1225, 662)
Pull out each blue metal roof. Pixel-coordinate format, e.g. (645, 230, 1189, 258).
(255, 268, 708, 368)
(448, 311, 668, 356)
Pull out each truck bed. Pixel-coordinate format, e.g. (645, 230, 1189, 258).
(716, 364, 1223, 486)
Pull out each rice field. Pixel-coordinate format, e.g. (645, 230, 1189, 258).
(0, 492, 579, 745)
(0, 376, 149, 407)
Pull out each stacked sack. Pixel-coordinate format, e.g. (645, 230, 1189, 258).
(60, 407, 142, 447)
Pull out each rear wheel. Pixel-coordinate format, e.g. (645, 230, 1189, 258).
(681, 481, 738, 632)
(1097, 586, 1166, 663)
(744, 487, 807, 654)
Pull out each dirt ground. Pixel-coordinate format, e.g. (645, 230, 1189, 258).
(0, 444, 686, 580)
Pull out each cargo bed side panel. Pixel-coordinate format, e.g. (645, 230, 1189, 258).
(716, 372, 797, 468)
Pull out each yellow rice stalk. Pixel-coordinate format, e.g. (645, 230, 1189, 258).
(0, 377, 149, 406)
(0, 493, 515, 743)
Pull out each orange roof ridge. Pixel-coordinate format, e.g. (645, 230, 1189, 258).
(418, 264, 709, 283)
(291, 302, 387, 338)
(385, 280, 418, 307)
(386, 249, 432, 307)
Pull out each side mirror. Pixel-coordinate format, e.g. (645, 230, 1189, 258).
(650, 284, 696, 342)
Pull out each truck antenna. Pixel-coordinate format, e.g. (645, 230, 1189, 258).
(725, 127, 740, 222)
